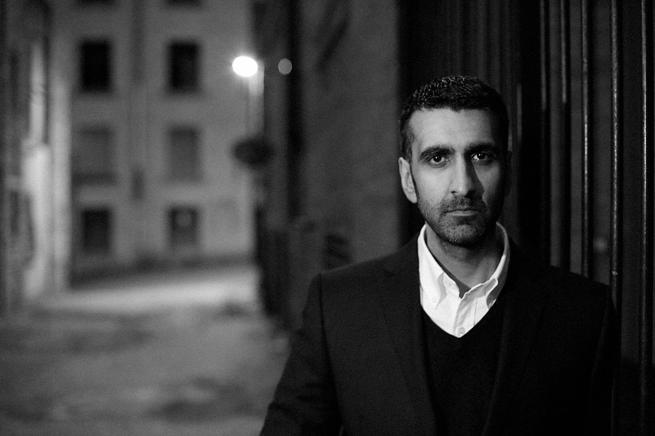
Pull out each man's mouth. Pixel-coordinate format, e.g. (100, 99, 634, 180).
(441, 198, 487, 217)
(446, 209, 480, 216)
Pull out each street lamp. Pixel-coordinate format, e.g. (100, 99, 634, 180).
(232, 55, 259, 78)
(231, 55, 262, 134)
(230, 55, 270, 275)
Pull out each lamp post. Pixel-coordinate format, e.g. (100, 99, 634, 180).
(231, 55, 270, 307)
(232, 55, 261, 134)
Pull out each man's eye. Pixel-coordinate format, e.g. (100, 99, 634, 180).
(429, 153, 447, 164)
(472, 152, 495, 162)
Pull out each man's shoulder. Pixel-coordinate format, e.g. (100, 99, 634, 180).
(314, 238, 417, 292)
(510, 246, 610, 306)
(319, 251, 398, 284)
(545, 264, 610, 303)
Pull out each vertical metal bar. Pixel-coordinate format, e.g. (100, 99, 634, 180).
(559, 0, 571, 270)
(485, 0, 494, 82)
(484, 0, 491, 78)
(476, 0, 488, 77)
(452, 0, 462, 73)
(447, 0, 455, 73)
(0, 0, 9, 318)
(489, 2, 501, 88)
(501, 0, 511, 99)
(580, 0, 593, 277)
(508, 0, 519, 158)
(639, 0, 653, 433)
(609, 0, 623, 433)
(539, 0, 551, 264)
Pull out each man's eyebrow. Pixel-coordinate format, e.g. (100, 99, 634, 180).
(467, 142, 500, 153)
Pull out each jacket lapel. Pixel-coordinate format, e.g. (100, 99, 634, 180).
(377, 238, 436, 436)
(482, 244, 550, 436)
(377, 238, 549, 436)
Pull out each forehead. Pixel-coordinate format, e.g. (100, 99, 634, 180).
(407, 108, 497, 152)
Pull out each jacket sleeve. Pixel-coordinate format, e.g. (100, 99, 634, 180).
(260, 274, 341, 436)
(584, 287, 618, 436)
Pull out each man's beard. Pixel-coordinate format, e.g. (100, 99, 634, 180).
(416, 195, 497, 248)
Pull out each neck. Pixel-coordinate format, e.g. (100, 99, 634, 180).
(425, 225, 502, 297)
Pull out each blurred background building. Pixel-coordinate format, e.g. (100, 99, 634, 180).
(64, 0, 254, 279)
(1, 0, 65, 309)
(1, 0, 653, 434)
(1, 0, 256, 308)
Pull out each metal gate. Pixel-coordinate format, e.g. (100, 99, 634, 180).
(399, 1, 654, 434)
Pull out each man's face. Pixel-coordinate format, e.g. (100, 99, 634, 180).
(398, 108, 509, 248)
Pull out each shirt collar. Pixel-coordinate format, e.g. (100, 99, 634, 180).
(417, 222, 511, 306)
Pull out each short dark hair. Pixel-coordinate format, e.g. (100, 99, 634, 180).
(399, 75, 509, 158)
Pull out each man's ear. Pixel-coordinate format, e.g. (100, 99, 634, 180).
(398, 157, 418, 204)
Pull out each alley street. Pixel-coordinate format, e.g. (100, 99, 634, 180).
(0, 264, 287, 436)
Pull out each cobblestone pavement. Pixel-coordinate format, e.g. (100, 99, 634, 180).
(0, 265, 288, 436)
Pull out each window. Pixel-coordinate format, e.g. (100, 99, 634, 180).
(168, 207, 199, 249)
(167, 127, 201, 181)
(168, 42, 200, 91)
(81, 209, 112, 255)
(73, 127, 115, 184)
(166, 0, 201, 5)
(79, 40, 112, 92)
(77, 0, 115, 5)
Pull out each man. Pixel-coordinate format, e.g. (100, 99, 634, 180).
(261, 76, 616, 436)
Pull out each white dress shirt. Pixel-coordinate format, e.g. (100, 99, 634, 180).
(418, 222, 510, 338)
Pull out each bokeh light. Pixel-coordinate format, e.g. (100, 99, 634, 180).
(232, 55, 259, 77)
(277, 58, 292, 75)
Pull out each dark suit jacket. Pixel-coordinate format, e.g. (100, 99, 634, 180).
(261, 238, 617, 436)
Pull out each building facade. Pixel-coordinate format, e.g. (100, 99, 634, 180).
(54, 0, 255, 279)
(0, 0, 71, 313)
(1, 0, 256, 309)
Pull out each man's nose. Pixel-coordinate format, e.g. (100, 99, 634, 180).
(450, 159, 478, 196)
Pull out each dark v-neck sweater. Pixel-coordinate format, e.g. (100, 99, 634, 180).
(422, 293, 507, 436)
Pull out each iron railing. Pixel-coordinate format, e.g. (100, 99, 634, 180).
(399, 1, 654, 433)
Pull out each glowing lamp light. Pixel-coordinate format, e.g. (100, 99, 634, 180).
(232, 55, 259, 78)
